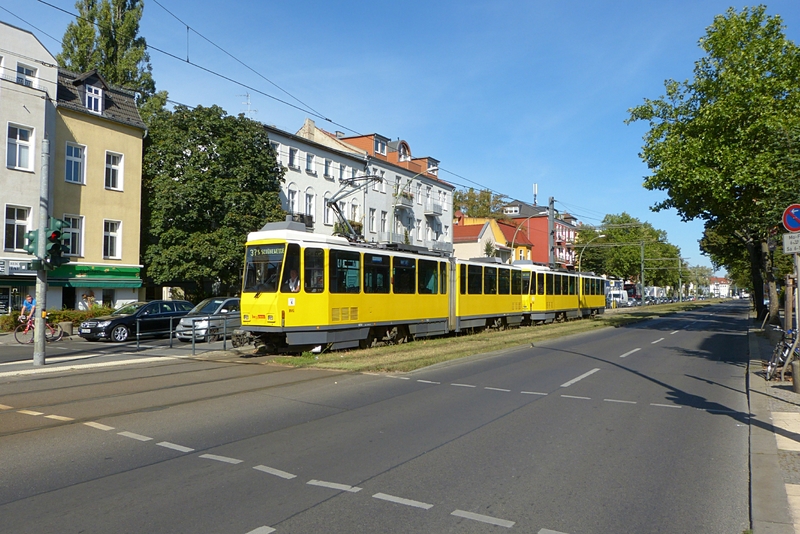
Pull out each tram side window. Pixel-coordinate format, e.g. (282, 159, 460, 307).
(418, 260, 438, 294)
(364, 253, 391, 293)
(440, 262, 448, 295)
(460, 264, 467, 294)
(546, 273, 554, 295)
(393, 257, 416, 294)
(280, 243, 301, 293)
(468, 265, 482, 294)
(484, 267, 497, 295)
(498, 268, 510, 294)
(538, 273, 545, 295)
(568, 276, 576, 295)
(244, 243, 285, 293)
(304, 248, 325, 293)
(330, 250, 361, 293)
(512, 270, 523, 295)
(521, 272, 530, 295)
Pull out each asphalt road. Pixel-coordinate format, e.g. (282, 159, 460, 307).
(0, 301, 750, 533)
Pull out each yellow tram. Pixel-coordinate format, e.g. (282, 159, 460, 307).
(240, 220, 606, 352)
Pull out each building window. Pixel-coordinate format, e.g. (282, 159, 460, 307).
(374, 138, 386, 155)
(270, 141, 280, 164)
(323, 194, 333, 225)
(16, 63, 36, 87)
(416, 184, 422, 204)
(372, 167, 380, 191)
(350, 201, 358, 222)
(288, 148, 298, 168)
(63, 215, 83, 256)
(442, 191, 448, 211)
(324, 159, 332, 178)
(304, 191, 314, 216)
(4, 206, 29, 251)
(339, 164, 345, 181)
(351, 167, 358, 179)
(416, 219, 422, 240)
(7, 125, 32, 170)
(103, 220, 121, 259)
(369, 208, 376, 233)
(65, 143, 86, 184)
(105, 152, 123, 190)
(287, 187, 298, 213)
(306, 153, 315, 174)
(380, 211, 387, 233)
(85, 85, 103, 113)
(380, 170, 386, 193)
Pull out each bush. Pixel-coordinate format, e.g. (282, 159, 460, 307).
(0, 306, 115, 333)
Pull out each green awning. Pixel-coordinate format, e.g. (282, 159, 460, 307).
(49, 279, 142, 288)
(0, 278, 35, 288)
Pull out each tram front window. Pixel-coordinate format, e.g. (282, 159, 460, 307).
(244, 244, 285, 293)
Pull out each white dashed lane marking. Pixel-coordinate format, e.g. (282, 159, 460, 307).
(157, 441, 194, 453)
(307, 479, 362, 493)
(373, 492, 434, 510)
(45, 414, 74, 421)
(245, 527, 276, 534)
(604, 399, 637, 404)
(539, 529, 569, 534)
(561, 395, 591, 400)
(619, 348, 640, 358)
(253, 465, 296, 479)
(118, 431, 153, 442)
(651, 403, 681, 409)
(17, 410, 43, 416)
(671, 330, 679, 335)
(417, 379, 440, 384)
(84, 421, 114, 431)
(560, 368, 600, 388)
(0, 404, 13, 410)
(651, 338, 664, 344)
(451, 383, 476, 388)
(485, 387, 511, 392)
(199, 454, 243, 464)
(521, 391, 548, 396)
(451, 509, 515, 528)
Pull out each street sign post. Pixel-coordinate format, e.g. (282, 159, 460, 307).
(783, 204, 800, 232)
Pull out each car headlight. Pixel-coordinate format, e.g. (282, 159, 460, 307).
(195, 320, 209, 329)
(97, 320, 111, 328)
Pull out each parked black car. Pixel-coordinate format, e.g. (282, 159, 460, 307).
(78, 300, 194, 342)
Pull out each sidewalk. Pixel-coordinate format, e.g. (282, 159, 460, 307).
(750, 322, 800, 534)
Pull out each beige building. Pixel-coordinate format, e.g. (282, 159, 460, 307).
(48, 69, 146, 308)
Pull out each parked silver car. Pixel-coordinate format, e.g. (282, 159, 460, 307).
(175, 297, 241, 342)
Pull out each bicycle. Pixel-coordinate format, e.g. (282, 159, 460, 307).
(767, 327, 799, 380)
(14, 315, 64, 344)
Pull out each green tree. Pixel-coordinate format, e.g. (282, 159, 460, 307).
(58, 0, 157, 100)
(483, 239, 496, 257)
(453, 188, 508, 217)
(627, 6, 800, 321)
(142, 105, 285, 299)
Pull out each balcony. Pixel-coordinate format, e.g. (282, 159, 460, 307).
(379, 231, 407, 244)
(424, 201, 443, 217)
(396, 195, 414, 209)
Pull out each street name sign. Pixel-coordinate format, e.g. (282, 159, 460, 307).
(783, 204, 800, 232)
(784, 233, 800, 254)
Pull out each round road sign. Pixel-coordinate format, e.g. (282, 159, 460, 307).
(784, 204, 800, 232)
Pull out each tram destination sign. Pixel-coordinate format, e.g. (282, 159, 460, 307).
(784, 233, 800, 254)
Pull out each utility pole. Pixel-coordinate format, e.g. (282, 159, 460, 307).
(548, 196, 555, 268)
(33, 138, 49, 366)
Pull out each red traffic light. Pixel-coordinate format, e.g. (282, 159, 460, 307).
(48, 230, 61, 242)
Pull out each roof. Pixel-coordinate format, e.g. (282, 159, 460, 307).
(56, 69, 146, 131)
(453, 223, 488, 243)
(496, 220, 533, 247)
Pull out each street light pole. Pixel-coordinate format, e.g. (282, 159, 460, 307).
(577, 234, 606, 271)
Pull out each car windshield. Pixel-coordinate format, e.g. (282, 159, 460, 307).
(112, 302, 146, 316)
(191, 298, 226, 314)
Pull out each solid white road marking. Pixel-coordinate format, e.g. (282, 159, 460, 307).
(604, 399, 637, 404)
(561, 395, 591, 400)
(619, 348, 640, 358)
(373, 492, 434, 510)
(199, 454, 243, 464)
(0, 356, 179, 378)
(0, 404, 13, 410)
(253, 465, 296, 479)
(118, 431, 153, 442)
(245, 527, 276, 534)
(451, 510, 515, 528)
(485, 387, 511, 392)
(418, 380, 440, 384)
(84, 421, 114, 431)
(651, 338, 664, 344)
(307, 479, 362, 493)
(17, 410, 43, 416)
(157, 441, 195, 453)
(44, 414, 74, 421)
(560, 368, 600, 388)
(521, 391, 548, 396)
(451, 383, 476, 388)
(651, 403, 681, 409)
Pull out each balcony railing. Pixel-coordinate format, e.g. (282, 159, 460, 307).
(288, 212, 314, 228)
(396, 195, 414, 208)
(424, 201, 443, 216)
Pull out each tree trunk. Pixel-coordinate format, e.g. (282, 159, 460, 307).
(748, 240, 767, 320)
(761, 239, 781, 324)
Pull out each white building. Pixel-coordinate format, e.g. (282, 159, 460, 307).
(0, 22, 58, 313)
(266, 119, 455, 253)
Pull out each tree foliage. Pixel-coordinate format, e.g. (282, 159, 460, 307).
(453, 188, 508, 217)
(58, 0, 156, 98)
(142, 105, 285, 299)
(626, 6, 800, 319)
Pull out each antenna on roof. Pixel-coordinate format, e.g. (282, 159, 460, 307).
(239, 92, 258, 117)
(533, 183, 538, 206)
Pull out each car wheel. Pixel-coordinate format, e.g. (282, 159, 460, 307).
(207, 327, 220, 343)
(111, 325, 130, 342)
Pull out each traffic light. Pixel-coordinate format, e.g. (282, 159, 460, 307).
(45, 217, 70, 269)
(22, 229, 39, 256)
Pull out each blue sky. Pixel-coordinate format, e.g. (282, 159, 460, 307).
(5, 0, 800, 272)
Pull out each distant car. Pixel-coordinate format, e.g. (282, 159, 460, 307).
(79, 300, 194, 342)
(175, 297, 241, 342)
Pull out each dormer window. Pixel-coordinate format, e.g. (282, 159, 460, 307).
(374, 138, 387, 156)
(16, 63, 36, 87)
(86, 85, 103, 113)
